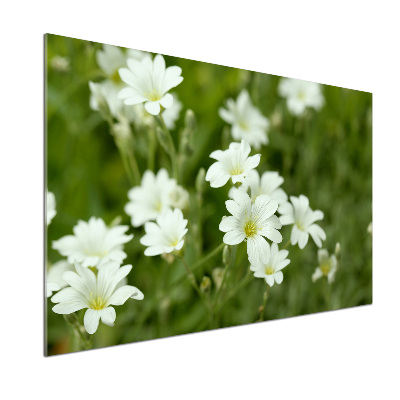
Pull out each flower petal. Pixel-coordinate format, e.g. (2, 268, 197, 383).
(99, 307, 116, 327)
(145, 101, 161, 115)
(108, 285, 138, 305)
(84, 309, 101, 334)
(223, 230, 245, 245)
(219, 216, 238, 232)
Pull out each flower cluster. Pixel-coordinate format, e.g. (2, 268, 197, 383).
(49, 216, 143, 334)
(89, 46, 183, 132)
(219, 90, 270, 149)
(207, 98, 329, 289)
(48, 43, 344, 348)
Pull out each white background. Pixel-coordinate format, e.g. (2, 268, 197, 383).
(1, 1, 398, 398)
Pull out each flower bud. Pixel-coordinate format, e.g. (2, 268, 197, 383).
(195, 168, 206, 194)
(161, 253, 175, 264)
(335, 242, 341, 260)
(200, 276, 212, 293)
(184, 109, 196, 132)
(169, 185, 189, 210)
(50, 55, 70, 72)
(109, 216, 122, 227)
(222, 245, 230, 265)
(89, 81, 111, 121)
(212, 268, 224, 289)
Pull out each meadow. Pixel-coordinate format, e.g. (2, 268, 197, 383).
(46, 34, 372, 355)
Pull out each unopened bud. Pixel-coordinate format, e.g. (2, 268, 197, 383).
(184, 109, 197, 132)
(109, 215, 123, 227)
(200, 276, 212, 293)
(169, 185, 189, 210)
(335, 242, 341, 260)
(222, 245, 230, 265)
(195, 168, 206, 193)
(270, 110, 282, 128)
(50, 55, 70, 72)
(161, 253, 175, 264)
(89, 81, 111, 121)
(113, 120, 132, 142)
(212, 268, 224, 289)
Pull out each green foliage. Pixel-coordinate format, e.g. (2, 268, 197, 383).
(46, 34, 372, 355)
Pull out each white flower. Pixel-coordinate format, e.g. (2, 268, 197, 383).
(278, 78, 324, 116)
(312, 249, 337, 284)
(46, 260, 74, 297)
(140, 209, 188, 256)
(47, 190, 56, 225)
(119, 54, 183, 115)
(50, 55, 70, 72)
(52, 217, 133, 268)
(169, 184, 189, 210)
(125, 169, 184, 227)
(96, 44, 150, 82)
(51, 262, 143, 334)
(219, 189, 282, 264)
(219, 90, 269, 149)
(229, 170, 287, 205)
(162, 93, 182, 129)
(250, 243, 290, 287)
(90, 45, 150, 121)
(279, 195, 326, 249)
(205, 140, 261, 188)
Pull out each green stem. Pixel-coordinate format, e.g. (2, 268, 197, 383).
(324, 279, 331, 310)
(216, 270, 253, 312)
(63, 313, 92, 351)
(108, 119, 140, 186)
(125, 145, 141, 185)
(281, 239, 291, 250)
(155, 114, 179, 181)
(180, 257, 212, 311)
(147, 128, 156, 171)
(192, 243, 225, 272)
(257, 286, 270, 322)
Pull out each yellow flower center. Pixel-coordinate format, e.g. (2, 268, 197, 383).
(238, 121, 249, 131)
(89, 295, 107, 310)
(265, 266, 274, 275)
(230, 166, 244, 175)
(320, 263, 331, 276)
(295, 221, 305, 231)
(244, 220, 257, 238)
(144, 88, 162, 102)
(110, 69, 121, 84)
(297, 91, 305, 100)
(85, 249, 108, 257)
(154, 200, 163, 212)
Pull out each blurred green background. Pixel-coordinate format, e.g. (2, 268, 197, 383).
(46, 34, 372, 355)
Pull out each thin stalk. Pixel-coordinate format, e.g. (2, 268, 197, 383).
(191, 243, 225, 272)
(324, 279, 331, 310)
(281, 239, 291, 250)
(216, 270, 253, 312)
(180, 257, 212, 311)
(257, 286, 270, 322)
(155, 114, 179, 181)
(147, 128, 156, 171)
(63, 313, 92, 351)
